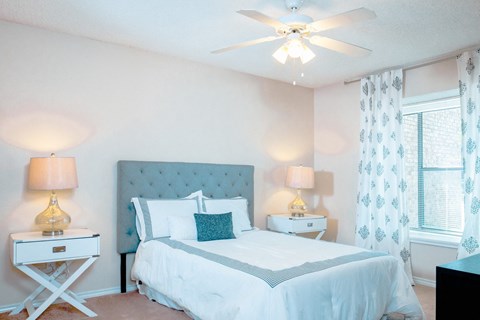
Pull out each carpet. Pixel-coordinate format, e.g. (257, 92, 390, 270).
(0, 291, 190, 320)
(0, 285, 435, 320)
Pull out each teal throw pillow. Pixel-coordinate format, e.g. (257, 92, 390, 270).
(194, 212, 236, 242)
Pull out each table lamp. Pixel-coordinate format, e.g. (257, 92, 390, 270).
(28, 153, 78, 236)
(285, 165, 314, 217)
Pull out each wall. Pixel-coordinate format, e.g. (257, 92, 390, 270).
(312, 81, 360, 244)
(313, 58, 459, 284)
(0, 21, 314, 307)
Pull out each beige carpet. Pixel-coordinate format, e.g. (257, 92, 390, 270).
(0, 285, 435, 320)
(413, 284, 436, 320)
(0, 291, 190, 320)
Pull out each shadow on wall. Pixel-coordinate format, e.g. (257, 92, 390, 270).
(313, 170, 338, 242)
(314, 129, 348, 155)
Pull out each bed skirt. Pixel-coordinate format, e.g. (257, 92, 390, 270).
(137, 281, 200, 320)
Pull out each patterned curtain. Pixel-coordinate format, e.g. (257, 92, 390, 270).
(355, 69, 414, 283)
(457, 49, 480, 259)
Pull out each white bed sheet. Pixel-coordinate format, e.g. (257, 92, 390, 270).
(131, 229, 425, 320)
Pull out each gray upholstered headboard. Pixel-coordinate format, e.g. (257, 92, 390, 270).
(116, 160, 254, 292)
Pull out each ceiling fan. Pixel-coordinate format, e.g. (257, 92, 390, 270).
(211, 0, 376, 64)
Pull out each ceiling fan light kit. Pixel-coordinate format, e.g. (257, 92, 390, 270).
(273, 34, 316, 64)
(212, 0, 375, 68)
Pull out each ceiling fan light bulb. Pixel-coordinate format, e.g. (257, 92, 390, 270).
(287, 39, 303, 58)
(273, 46, 288, 64)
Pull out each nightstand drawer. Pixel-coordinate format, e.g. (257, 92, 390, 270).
(12, 236, 100, 265)
(292, 218, 327, 233)
(268, 214, 327, 235)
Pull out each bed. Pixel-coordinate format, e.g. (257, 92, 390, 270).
(117, 160, 425, 320)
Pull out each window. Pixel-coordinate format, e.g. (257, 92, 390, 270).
(403, 93, 463, 239)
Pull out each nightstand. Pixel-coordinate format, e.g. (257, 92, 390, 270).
(9, 228, 100, 320)
(436, 253, 480, 320)
(267, 213, 327, 240)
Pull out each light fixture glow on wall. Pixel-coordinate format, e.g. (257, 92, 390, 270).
(285, 165, 314, 216)
(273, 33, 316, 64)
(28, 153, 78, 236)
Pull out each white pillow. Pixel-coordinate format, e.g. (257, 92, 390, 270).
(203, 197, 252, 235)
(131, 197, 144, 240)
(168, 215, 197, 240)
(131, 190, 202, 241)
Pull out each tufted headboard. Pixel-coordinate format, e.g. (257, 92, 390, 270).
(116, 160, 254, 292)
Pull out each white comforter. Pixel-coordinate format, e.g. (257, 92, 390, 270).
(131, 229, 425, 320)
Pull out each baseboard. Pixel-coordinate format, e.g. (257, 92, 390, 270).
(77, 284, 137, 299)
(413, 276, 436, 288)
(0, 284, 137, 314)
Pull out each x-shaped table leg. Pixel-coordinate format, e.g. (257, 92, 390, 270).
(10, 257, 97, 320)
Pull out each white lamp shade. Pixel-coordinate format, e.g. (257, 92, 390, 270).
(285, 166, 314, 189)
(273, 45, 289, 64)
(300, 45, 316, 64)
(28, 156, 78, 190)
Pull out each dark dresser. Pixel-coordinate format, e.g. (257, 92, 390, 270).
(436, 253, 480, 319)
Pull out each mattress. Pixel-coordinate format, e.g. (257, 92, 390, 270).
(131, 229, 425, 320)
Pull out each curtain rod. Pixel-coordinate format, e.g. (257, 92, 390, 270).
(343, 44, 480, 85)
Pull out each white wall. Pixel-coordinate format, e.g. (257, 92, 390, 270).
(314, 58, 459, 283)
(0, 21, 313, 307)
(313, 81, 360, 244)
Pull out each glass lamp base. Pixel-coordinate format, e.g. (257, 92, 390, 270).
(42, 229, 64, 236)
(291, 212, 305, 217)
(288, 189, 308, 217)
(35, 192, 71, 237)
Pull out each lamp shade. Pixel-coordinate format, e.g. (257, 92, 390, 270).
(28, 156, 78, 190)
(285, 165, 314, 189)
(300, 45, 315, 64)
(273, 45, 289, 64)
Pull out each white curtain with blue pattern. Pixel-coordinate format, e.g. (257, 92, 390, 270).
(355, 69, 413, 283)
(457, 49, 480, 260)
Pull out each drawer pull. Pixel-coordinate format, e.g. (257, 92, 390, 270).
(53, 246, 66, 253)
(307, 223, 313, 227)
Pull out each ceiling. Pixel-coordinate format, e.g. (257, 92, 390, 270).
(1, 0, 480, 88)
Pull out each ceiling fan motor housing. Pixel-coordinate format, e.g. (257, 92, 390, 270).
(277, 13, 313, 35)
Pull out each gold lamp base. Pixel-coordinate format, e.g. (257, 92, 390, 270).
(288, 189, 308, 217)
(35, 191, 71, 236)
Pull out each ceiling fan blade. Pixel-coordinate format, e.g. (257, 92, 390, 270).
(237, 10, 289, 30)
(309, 7, 376, 32)
(309, 36, 371, 57)
(211, 36, 281, 54)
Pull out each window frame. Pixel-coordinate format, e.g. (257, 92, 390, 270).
(402, 89, 462, 247)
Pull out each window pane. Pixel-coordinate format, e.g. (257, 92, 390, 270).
(404, 114, 419, 228)
(422, 108, 462, 168)
(422, 170, 464, 233)
(403, 103, 464, 235)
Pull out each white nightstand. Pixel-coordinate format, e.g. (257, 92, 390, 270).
(267, 213, 327, 240)
(9, 228, 100, 320)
